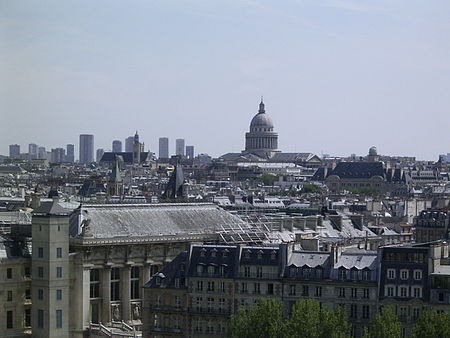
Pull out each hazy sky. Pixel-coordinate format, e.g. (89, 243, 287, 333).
(1, 0, 450, 160)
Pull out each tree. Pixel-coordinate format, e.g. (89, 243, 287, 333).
(363, 306, 401, 338)
(286, 299, 351, 338)
(257, 173, 278, 186)
(230, 299, 285, 338)
(300, 184, 324, 194)
(411, 309, 450, 338)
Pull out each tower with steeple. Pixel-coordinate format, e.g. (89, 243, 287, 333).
(133, 131, 141, 164)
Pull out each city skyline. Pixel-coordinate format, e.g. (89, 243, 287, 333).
(2, 1, 450, 160)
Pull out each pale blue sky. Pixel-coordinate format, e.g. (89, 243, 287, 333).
(1, 0, 450, 159)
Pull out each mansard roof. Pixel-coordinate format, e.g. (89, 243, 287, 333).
(328, 162, 385, 179)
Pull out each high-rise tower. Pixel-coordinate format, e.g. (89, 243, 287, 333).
(159, 137, 169, 159)
(79, 134, 94, 164)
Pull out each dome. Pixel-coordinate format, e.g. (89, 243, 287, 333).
(249, 100, 274, 129)
(369, 146, 378, 156)
(250, 113, 274, 129)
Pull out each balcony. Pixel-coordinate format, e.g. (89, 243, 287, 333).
(151, 326, 183, 335)
(188, 307, 232, 316)
(150, 305, 185, 313)
(238, 272, 279, 279)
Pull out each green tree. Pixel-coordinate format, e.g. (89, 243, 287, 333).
(411, 309, 450, 338)
(300, 184, 324, 194)
(257, 173, 278, 186)
(230, 299, 285, 338)
(363, 306, 401, 338)
(285, 299, 351, 338)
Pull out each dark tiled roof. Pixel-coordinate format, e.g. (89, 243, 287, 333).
(0, 235, 30, 258)
(328, 162, 385, 179)
(188, 245, 239, 278)
(100, 152, 150, 164)
(144, 251, 188, 289)
(33, 201, 70, 215)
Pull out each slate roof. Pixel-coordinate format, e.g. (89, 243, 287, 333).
(335, 252, 378, 270)
(0, 235, 30, 259)
(100, 152, 150, 164)
(188, 245, 240, 279)
(33, 201, 70, 215)
(144, 251, 188, 289)
(268, 152, 318, 163)
(0, 165, 25, 174)
(328, 162, 385, 179)
(288, 251, 330, 268)
(70, 203, 248, 239)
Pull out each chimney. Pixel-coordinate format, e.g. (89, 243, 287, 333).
(329, 215, 343, 231)
(350, 214, 364, 231)
(31, 193, 41, 210)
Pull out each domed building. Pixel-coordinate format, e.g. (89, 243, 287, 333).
(244, 99, 279, 159)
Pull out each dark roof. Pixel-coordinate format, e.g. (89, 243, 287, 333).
(33, 201, 70, 215)
(100, 152, 150, 164)
(269, 152, 318, 163)
(328, 162, 385, 179)
(0, 235, 30, 258)
(144, 251, 188, 289)
(188, 245, 240, 278)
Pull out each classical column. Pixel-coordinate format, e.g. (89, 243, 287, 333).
(101, 267, 111, 324)
(122, 266, 131, 322)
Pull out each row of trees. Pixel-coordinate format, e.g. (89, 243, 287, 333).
(230, 298, 450, 338)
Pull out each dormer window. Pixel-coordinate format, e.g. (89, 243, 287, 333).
(208, 265, 215, 276)
(196, 265, 203, 274)
(223, 249, 229, 258)
(211, 248, 217, 258)
(339, 268, 347, 280)
(257, 250, 263, 259)
(270, 250, 277, 260)
(244, 250, 251, 259)
(200, 248, 206, 257)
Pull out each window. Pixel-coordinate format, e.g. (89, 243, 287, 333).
(56, 267, 62, 278)
(241, 283, 248, 294)
(219, 282, 226, 293)
(338, 287, 346, 298)
(38, 247, 44, 258)
(219, 298, 225, 313)
(7, 268, 12, 279)
(302, 285, 309, 297)
(387, 286, 394, 297)
(268, 283, 274, 295)
(90, 269, 100, 298)
(207, 297, 214, 312)
(195, 297, 202, 312)
(25, 309, 31, 327)
(339, 268, 347, 280)
(351, 288, 358, 298)
(350, 304, 357, 318)
(6, 311, 13, 329)
(37, 267, 43, 278)
(350, 269, 358, 280)
(254, 283, 261, 294)
(175, 295, 181, 308)
(362, 305, 370, 319)
(219, 266, 226, 277)
(362, 269, 370, 281)
(315, 286, 322, 297)
(207, 281, 215, 292)
(200, 248, 206, 257)
(414, 270, 422, 280)
(400, 287, 408, 297)
(387, 268, 396, 279)
(244, 266, 251, 277)
(38, 289, 44, 300)
(7, 290, 12, 301)
(399, 306, 407, 320)
(38, 309, 44, 328)
(130, 266, 140, 299)
(197, 281, 203, 292)
(196, 264, 203, 274)
(207, 265, 215, 276)
(154, 314, 160, 328)
(155, 295, 161, 307)
(110, 268, 120, 301)
(222, 249, 228, 258)
(400, 269, 409, 280)
(363, 288, 370, 299)
(438, 292, 444, 302)
(56, 310, 62, 328)
(412, 308, 420, 320)
(413, 287, 421, 298)
(289, 285, 296, 296)
(25, 288, 31, 300)
(56, 247, 62, 258)
(56, 289, 62, 300)
(24, 267, 30, 278)
(211, 249, 217, 257)
(175, 278, 180, 288)
(256, 266, 262, 278)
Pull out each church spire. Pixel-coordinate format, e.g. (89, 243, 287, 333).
(258, 96, 265, 114)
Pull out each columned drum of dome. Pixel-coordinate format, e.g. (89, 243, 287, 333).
(244, 99, 279, 159)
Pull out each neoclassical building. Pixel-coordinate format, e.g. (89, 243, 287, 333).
(244, 99, 279, 159)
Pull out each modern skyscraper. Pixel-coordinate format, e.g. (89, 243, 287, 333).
(112, 140, 122, 153)
(29, 143, 38, 156)
(38, 147, 46, 160)
(66, 144, 75, 163)
(51, 148, 65, 163)
(79, 134, 94, 164)
(125, 136, 134, 152)
(9, 144, 20, 158)
(159, 137, 169, 159)
(186, 145, 194, 159)
(96, 148, 105, 162)
(175, 139, 185, 156)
